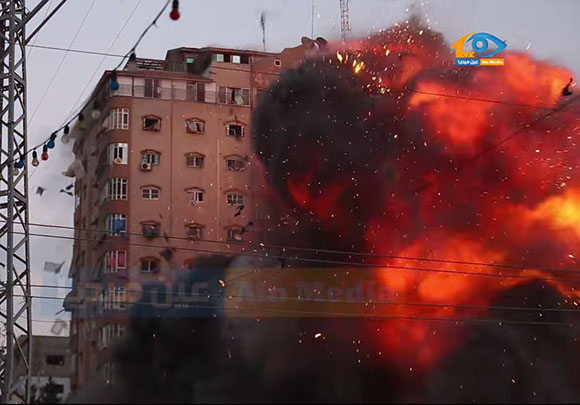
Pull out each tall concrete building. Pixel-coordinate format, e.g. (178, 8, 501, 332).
(64, 39, 324, 390)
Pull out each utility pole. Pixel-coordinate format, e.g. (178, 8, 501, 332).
(339, 0, 350, 41)
(0, 1, 67, 402)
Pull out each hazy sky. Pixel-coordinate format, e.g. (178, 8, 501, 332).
(24, 0, 580, 334)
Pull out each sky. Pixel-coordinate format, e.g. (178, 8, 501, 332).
(23, 0, 580, 334)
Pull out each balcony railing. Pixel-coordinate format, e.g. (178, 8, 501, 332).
(109, 84, 251, 106)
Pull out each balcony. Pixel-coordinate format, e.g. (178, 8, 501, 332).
(110, 84, 217, 103)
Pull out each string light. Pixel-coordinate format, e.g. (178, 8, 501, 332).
(170, 0, 180, 20)
(31, 151, 39, 167)
(61, 125, 71, 144)
(78, 112, 87, 131)
(41, 145, 49, 161)
(46, 132, 57, 149)
(110, 70, 119, 91)
(15, 156, 25, 169)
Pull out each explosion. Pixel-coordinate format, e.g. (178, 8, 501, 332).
(253, 18, 580, 371)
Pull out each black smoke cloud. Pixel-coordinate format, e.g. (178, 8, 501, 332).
(70, 28, 580, 403)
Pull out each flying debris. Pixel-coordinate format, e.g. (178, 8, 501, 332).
(234, 204, 245, 217)
(43, 261, 65, 274)
(35, 186, 46, 196)
(563, 78, 574, 96)
(59, 189, 73, 196)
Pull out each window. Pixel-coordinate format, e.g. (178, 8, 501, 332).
(186, 82, 206, 102)
(274, 59, 282, 67)
(226, 124, 244, 138)
(140, 258, 159, 273)
(108, 143, 128, 165)
(46, 355, 65, 366)
(106, 178, 128, 200)
(226, 157, 245, 171)
(144, 78, 161, 98)
(98, 324, 125, 349)
(232, 55, 241, 64)
(103, 287, 126, 310)
(143, 116, 161, 131)
(107, 108, 129, 130)
(142, 186, 160, 200)
(142, 223, 160, 238)
(141, 151, 160, 165)
(186, 119, 205, 134)
(226, 193, 244, 206)
(186, 224, 203, 240)
(187, 188, 205, 204)
(218, 87, 250, 105)
(104, 250, 127, 274)
(106, 214, 127, 236)
(186, 153, 204, 168)
(227, 227, 243, 242)
(213, 53, 225, 62)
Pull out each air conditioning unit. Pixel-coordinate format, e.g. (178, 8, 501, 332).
(140, 162, 152, 171)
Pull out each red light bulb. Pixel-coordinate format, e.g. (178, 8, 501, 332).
(41, 145, 49, 161)
(170, 8, 180, 20)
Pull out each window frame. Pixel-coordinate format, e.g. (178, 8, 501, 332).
(107, 108, 129, 130)
(141, 222, 161, 238)
(186, 188, 205, 204)
(106, 213, 127, 236)
(106, 178, 128, 200)
(142, 186, 160, 200)
(226, 123, 245, 138)
(108, 143, 128, 165)
(225, 156, 245, 171)
(103, 250, 127, 274)
(186, 223, 204, 240)
(142, 115, 162, 131)
(226, 192, 244, 206)
(185, 153, 205, 168)
(140, 257, 160, 273)
(141, 150, 161, 165)
(185, 118, 205, 134)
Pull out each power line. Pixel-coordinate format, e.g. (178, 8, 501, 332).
(66, 0, 144, 122)
(16, 0, 174, 168)
(25, 0, 54, 60)
(23, 285, 580, 316)
(28, 0, 97, 125)
(25, 42, 580, 111)
(10, 228, 580, 284)
(10, 219, 580, 276)
(27, 44, 125, 58)
(11, 294, 574, 327)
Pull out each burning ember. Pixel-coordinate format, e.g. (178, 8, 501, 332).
(253, 18, 580, 371)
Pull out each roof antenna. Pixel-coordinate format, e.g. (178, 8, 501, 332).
(260, 12, 266, 52)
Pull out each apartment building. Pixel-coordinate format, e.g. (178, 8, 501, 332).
(63, 38, 325, 390)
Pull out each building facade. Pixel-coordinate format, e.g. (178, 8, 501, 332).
(64, 39, 325, 390)
(14, 336, 72, 403)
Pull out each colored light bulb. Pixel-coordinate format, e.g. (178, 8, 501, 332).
(15, 158, 25, 169)
(170, 0, 180, 20)
(110, 71, 119, 91)
(41, 145, 48, 161)
(32, 151, 39, 167)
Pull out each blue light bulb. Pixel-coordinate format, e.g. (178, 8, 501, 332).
(15, 159, 24, 169)
(47, 138, 55, 149)
(110, 78, 119, 91)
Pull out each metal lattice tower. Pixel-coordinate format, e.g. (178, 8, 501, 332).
(0, 0, 31, 402)
(0, 0, 64, 402)
(340, 0, 350, 41)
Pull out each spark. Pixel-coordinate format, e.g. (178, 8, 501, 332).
(314, 332, 322, 339)
(336, 51, 344, 62)
(219, 280, 226, 287)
